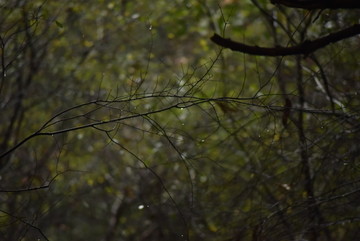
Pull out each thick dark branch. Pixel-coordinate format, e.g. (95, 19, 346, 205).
(271, 0, 360, 9)
(210, 24, 360, 56)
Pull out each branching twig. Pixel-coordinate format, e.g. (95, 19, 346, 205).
(0, 209, 50, 241)
(1, 95, 356, 160)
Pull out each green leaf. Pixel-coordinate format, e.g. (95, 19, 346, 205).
(55, 20, 63, 28)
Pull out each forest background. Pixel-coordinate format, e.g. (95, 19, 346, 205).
(1, 0, 360, 240)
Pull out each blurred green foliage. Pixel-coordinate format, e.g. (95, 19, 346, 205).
(0, 0, 359, 240)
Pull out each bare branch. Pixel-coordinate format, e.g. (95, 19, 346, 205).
(271, 0, 360, 9)
(210, 24, 360, 56)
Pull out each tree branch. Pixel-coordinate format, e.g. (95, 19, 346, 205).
(210, 24, 360, 57)
(270, 0, 360, 9)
